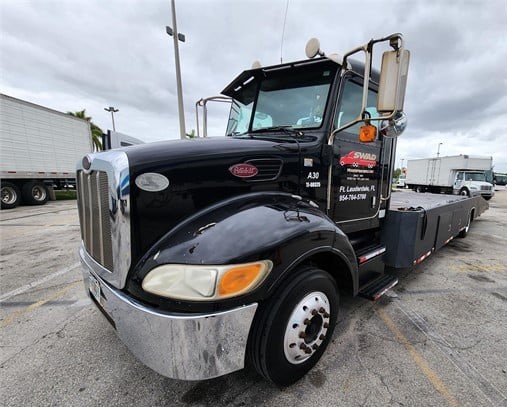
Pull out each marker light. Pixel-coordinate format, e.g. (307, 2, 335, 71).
(359, 124, 377, 143)
(142, 261, 272, 301)
(218, 263, 265, 296)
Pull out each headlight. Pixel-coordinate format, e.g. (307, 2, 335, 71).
(142, 260, 273, 301)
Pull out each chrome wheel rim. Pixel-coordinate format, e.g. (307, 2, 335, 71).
(32, 185, 46, 201)
(283, 291, 331, 365)
(1, 187, 16, 204)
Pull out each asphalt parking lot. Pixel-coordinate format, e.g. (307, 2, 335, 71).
(1, 190, 506, 407)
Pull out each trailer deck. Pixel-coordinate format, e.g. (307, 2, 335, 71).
(381, 191, 488, 268)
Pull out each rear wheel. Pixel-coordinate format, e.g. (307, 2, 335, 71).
(1, 182, 21, 209)
(21, 181, 48, 205)
(248, 266, 338, 386)
(458, 211, 471, 238)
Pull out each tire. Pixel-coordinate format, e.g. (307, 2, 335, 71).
(458, 211, 471, 238)
(1, 182, 21, 209)
(459, 188, 470, 197)
(21, 181, 49, 205)
(415, 186, 423, 193)
(248, 266, 338, 386)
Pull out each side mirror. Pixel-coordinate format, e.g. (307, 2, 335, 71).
(380, 111, 407, 138)
(378, 49, 410, 113)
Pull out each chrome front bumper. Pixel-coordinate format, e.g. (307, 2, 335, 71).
(79, 248, 258, 381)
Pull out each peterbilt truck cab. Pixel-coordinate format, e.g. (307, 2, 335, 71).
(77, 34, 414, 385)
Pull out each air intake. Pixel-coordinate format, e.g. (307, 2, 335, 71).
(244, 159, 283, 182)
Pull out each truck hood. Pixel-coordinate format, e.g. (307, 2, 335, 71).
(122, 136, 303, 261)
(123, 136, 288, 171)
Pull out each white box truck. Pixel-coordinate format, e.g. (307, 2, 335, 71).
(406, 155, 494, 200)
(0, 94, 93, 209)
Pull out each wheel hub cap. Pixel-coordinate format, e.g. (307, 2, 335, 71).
(283, 291, 331, 364)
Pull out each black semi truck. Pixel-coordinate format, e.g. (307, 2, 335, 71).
(77, 34, 487, 385)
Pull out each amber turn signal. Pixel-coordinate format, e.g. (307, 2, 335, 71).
(359, 124, 377, 143)
(219, 263, 265, 296)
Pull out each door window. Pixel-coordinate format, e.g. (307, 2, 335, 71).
(335, 80, 380, 133)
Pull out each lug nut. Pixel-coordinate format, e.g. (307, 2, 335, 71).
(319, 334, 326, 341)
(323, 322, 329, 328)
(299, 343, 307, 350)
(299, 331, 307, 339)
(304, 318, 311, 325)
(311, 309, 318, 316)
(319, 307, 325, 313)
(304, 348, 312, 354)
(323, 312, 330, 318)
(312, 344, 318, 350)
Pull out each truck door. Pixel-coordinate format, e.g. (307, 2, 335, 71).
(454, 171, 464, 191)
(330, 77, 382, 228)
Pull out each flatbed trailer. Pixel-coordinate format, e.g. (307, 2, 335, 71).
(382, 192, 488, 268)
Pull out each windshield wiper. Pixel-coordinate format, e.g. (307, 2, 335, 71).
(250, 126, 304, 137)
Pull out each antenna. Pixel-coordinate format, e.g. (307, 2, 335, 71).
(280, 0, 290, 63)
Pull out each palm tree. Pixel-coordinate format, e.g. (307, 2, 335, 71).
(67, 110, 103, 151)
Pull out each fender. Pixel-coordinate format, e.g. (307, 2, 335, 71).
(127, 192, 358, 312)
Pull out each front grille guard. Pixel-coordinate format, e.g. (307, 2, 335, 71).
(76, 150, 131, 289)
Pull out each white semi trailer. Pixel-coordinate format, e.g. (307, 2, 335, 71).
(0, 94, 93, 209)
(406, 155, 494, 200)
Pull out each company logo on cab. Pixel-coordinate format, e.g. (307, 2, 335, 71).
(339, 151, 377, 168)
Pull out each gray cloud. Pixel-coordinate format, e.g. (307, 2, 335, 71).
(1, 0, 506, 171)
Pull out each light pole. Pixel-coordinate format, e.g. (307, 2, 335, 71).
(437, 142, 443, 157)
(104, 106, 119, 131)
(166, 0, 186, 140)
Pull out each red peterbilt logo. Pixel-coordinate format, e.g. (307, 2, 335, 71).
(229, 163, 259, 178)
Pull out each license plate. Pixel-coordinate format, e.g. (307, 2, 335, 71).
(89, 274, 101, 304)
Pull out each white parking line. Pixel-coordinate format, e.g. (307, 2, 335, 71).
(0, 262, 81, 303)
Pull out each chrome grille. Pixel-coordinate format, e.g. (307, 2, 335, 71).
(480, 185, 492, 191)
(77, 170, 113, 270)
(245, 159, 283, 182)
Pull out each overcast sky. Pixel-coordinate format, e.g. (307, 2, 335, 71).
(1, 0, 506, 171)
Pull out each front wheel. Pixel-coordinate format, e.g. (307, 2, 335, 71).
(248, 266, 338, 386)
(459, 188, 470, 197)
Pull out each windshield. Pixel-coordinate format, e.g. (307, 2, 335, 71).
(465, 172, 486, 182)
(225, 61, 337, 136)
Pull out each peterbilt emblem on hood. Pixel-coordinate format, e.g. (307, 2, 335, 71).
(82, 155, 92, 170)
(135, 173, 169, 192)
(229, 163, 259, 178)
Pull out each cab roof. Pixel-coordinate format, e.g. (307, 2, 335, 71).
(221, 57, 380, 100)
